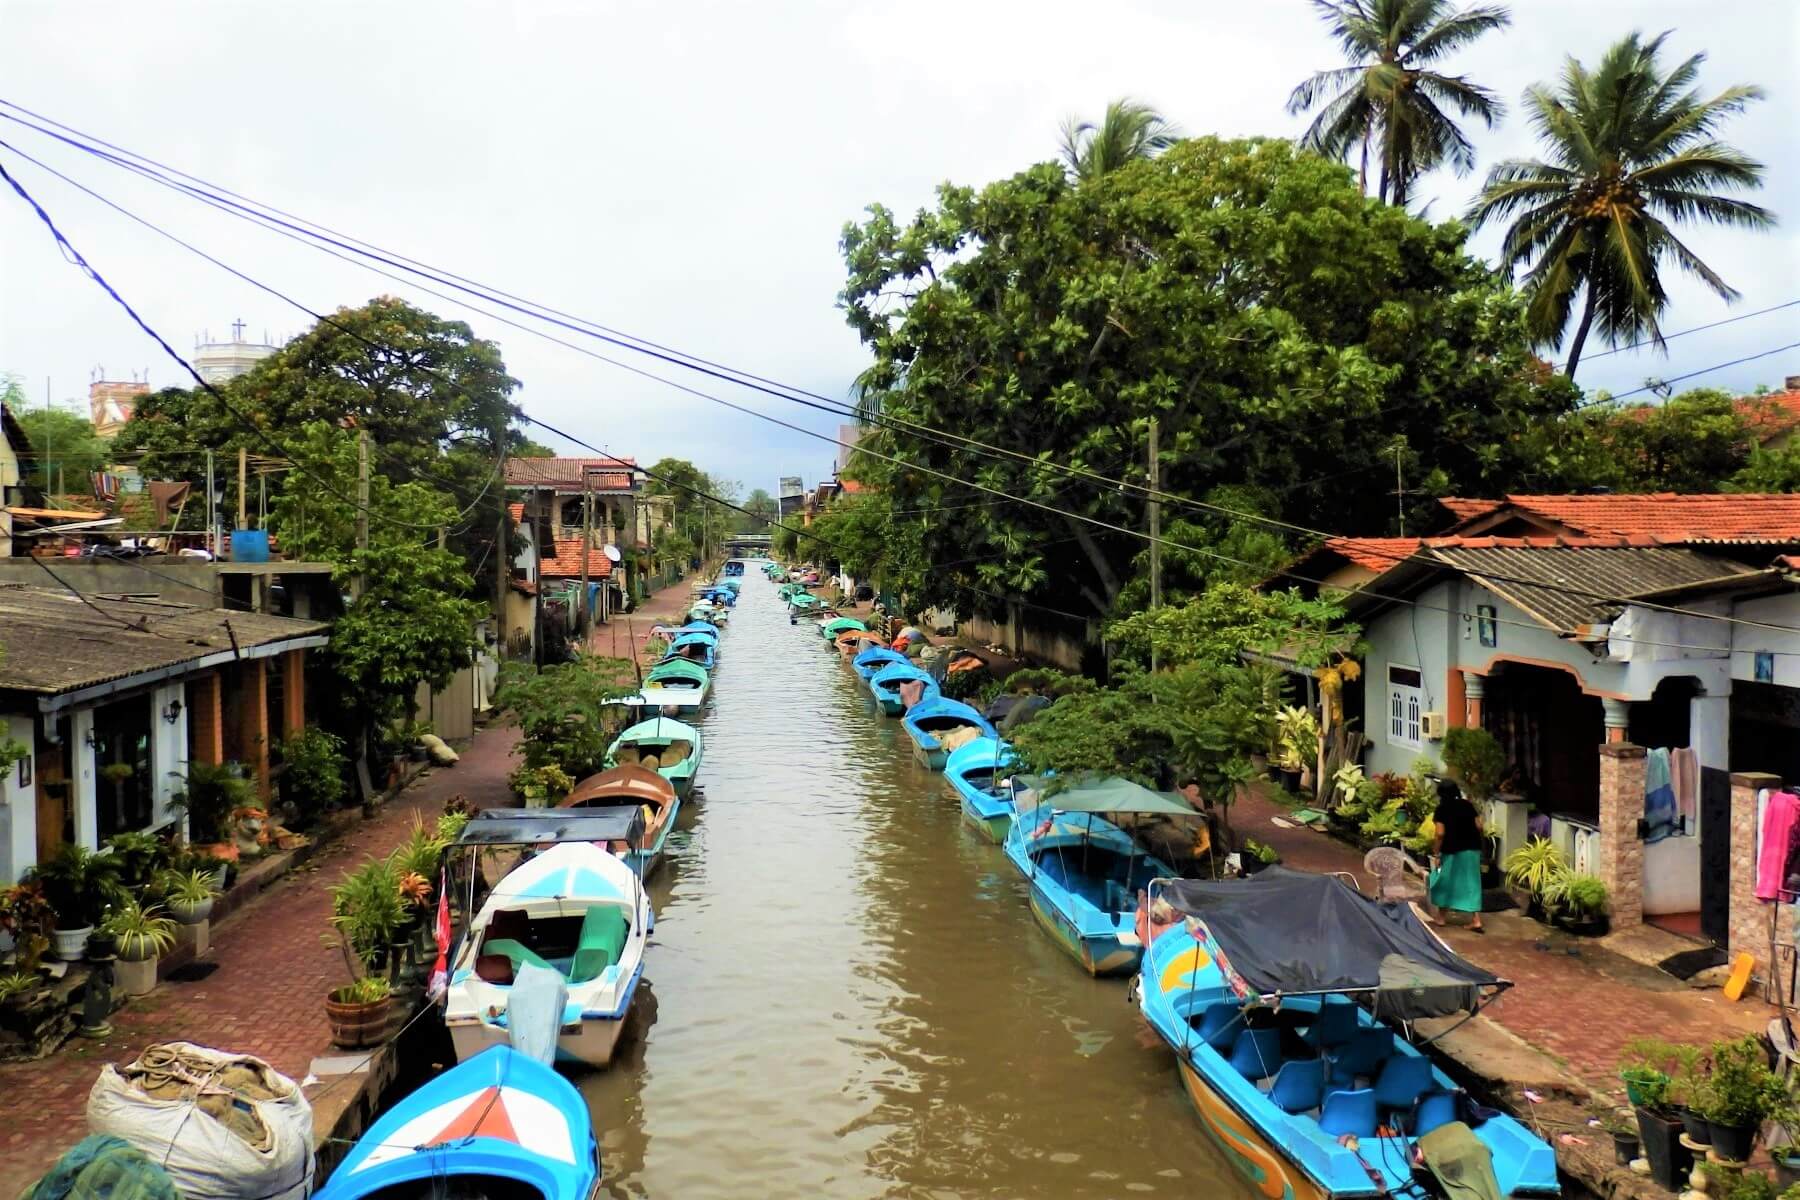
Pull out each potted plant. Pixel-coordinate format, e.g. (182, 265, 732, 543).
(0, 881, 55, 972)
(1604, 1110, 1641, 1166)
(1547, 873, 1610, 936)
(1441, 726, 1506, 800)
(1622, 1038, 1693, 1189)
(0, 969, 49, 1016)
(1272, 707, 1317, 793)
(169, 762, 255, 851)
(1239, 839, 1281, 876)
(104, 831, 171, 895)
(324, 974, 393, 1049)
(1502, 837, 1568, 920)
(30, 844, 125, 961)
(1702, 1037, 1785, 1162)
(103, 898, 177, 996)
(160, 868, 222, 925)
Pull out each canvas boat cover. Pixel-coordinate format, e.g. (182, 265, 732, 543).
(647, 658, 709, 686)
(1020, 775, 1195, 816)
(984, 693, 1051, 730)
(1160, 867, 1504, 1018)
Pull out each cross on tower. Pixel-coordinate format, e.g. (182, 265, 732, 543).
(230, 318, 246, 341)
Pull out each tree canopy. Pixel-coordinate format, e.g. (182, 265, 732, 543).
(1057, 98, 1180, 182)
(839, 136, 1576, 622)
(3, 379, 111, 497)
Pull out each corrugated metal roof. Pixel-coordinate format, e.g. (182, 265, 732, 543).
(0, 586, 328, 695)
(1424, 544, 1759, 633)
(504, 458, 637, 493)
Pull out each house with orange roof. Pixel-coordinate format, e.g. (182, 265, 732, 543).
(1276, 493, 1800, 968)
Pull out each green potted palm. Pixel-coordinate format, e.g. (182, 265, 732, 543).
(1502, 837, 1568, 921)
(1545, 872, 1610, 936)
(1621, 1038, 1693, 1189)
(103, 898, 177, 996)
(1701, 1037, 1785, 1162)
(31, 844, 126, 961)
(325, 858, 407, 1047)
(160, 868, 222, 925)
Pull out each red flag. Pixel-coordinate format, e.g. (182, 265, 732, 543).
(428, 867, 451, 998)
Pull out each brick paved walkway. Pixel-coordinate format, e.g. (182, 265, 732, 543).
(1233, 786, 1767, 1095)
(0, 723, 521, 1196)
(590, 566, 717, 664)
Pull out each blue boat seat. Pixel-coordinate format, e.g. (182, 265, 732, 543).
(1267, 1057, 1326, 1115)
(1326, 1026, 1394, 1087)
(1372, 1053, 1437, 1115)
(1409, 1089, 1460, 1137)
(1193, 1003, 1244, 1053)
(1303, 997, 1361, 1050)
(1318, 1088, 1378, 1138)
(1228, 1027, 1283, 1082)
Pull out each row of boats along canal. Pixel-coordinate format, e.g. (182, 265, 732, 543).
(316, 570, 744, 1200)
(318, 559, 1560, 1200)
(785, 558, 1560, 1200)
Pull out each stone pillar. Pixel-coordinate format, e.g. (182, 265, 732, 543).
(1597, 742, 1647, 928)
(1461, 671, 1485, 728)
(188, 672, 224, 767)
(244, 660, 270, 801)
(1602, 697, 1631, 744)
(282, 649, 305, 738)
(1729, 771, 1783, 974)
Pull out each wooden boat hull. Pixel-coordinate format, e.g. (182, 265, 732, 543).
(1025, 883, 1140, 977)
(1174, 1056, 1334, 1200)
(449, 1006, 632, 1070)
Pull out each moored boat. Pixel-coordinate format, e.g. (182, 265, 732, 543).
(444, 809, 652, 1070)
(1002, 777, 1188, 975)
(900, 694, 998, 769)
(608, 715, 704, 798)
(630, 657, 710, 714)
(1136, 869, 1558, 1200)
(313, 1045, 601, 1200)
(868, 661, 936, 717)
(561, 763, 682, 877)
(661, 632, 718, 672)
(944, 736, 1020, 841)
(819, 616, 867, 641)
(853, 644, 910, 681)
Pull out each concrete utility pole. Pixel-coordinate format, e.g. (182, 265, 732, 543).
(579, 472, 593, 636)
(205, 448, 215, 558)
(1148, 416, 1162, 672)
(237, 446, 247, 531)
(495, 430, 508, 626)
(354, 427, 370, 599)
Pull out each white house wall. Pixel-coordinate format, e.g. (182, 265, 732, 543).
(1, 715, 35, 884)
(151, 682, 188, 830)
(1729, 592, 1800, 686)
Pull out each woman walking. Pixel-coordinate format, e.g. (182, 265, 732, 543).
(1428, 779, 1485, 932)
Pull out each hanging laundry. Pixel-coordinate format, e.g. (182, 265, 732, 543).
(1755, 791, 1800, 902)
(1643, 748, 1677, 844)
(1670, 747, 1700, 834)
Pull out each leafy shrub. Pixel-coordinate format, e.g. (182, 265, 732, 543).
(172, 762, 256, 843)
(329, 857, 409, 972)
(1441, 726, 1506, 799)
(104, 831, 172, 895)
(280, 728, 348, 826)
(496, 655, 638, 778)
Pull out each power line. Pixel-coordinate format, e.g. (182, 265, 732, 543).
(1556, 299, 1800, 369)
(1573, 341, 1800, 411)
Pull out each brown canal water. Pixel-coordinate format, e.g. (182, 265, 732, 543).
(577, 571, 1253, 1199)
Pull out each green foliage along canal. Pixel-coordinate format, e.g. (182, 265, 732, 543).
(575, 573, 1251, 1197)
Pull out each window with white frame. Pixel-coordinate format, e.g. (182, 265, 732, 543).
(1387, 665, 1423, 750)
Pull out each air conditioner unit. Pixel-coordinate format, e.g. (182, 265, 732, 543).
(1421, 711, 1448, 740)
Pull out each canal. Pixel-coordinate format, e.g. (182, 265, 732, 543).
(577, 571, 1251, 1198)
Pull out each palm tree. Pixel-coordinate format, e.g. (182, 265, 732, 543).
(1057, 99, 1180, 181)
(1287, 0, 1511, 207)
(1468, 33, 1772, 375)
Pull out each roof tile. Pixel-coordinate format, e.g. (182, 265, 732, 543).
(504, 457, 637, 493)
(539, 538, 613, 579)
(1323, 537, 1421, 571)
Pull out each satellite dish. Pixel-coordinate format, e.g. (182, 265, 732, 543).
(603, 544, 622, 563)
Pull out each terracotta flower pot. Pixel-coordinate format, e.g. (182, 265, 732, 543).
(325, 993, 392, 1048)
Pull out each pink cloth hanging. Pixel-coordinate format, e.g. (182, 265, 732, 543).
(1670, 747, 1700, 832)
(1756, 791, 1800, 901)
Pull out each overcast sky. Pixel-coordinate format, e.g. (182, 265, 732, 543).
(3, 1, 1795, 500)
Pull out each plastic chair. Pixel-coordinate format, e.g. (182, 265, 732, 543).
(1267, 1058, 1326, 1115)
(1304, 997, 1361, 1050)
(1193, 1003, 1244, 1053)
(1409, 1089, 1460, 1137)
(1364, 846, 1425, 901)
(1372, 1053, 1437, 1115)
(1228, 1027, 1283, 1082)
(1319, 1089, 1379, 1138)
(1327, 1027, 1394, 1087)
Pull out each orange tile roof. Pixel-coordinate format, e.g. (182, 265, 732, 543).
(507, 502, 525, 524)
(1491, 493, 1800, 543)
(505, 457, 637, 493)
(1322, 537, 1421, 571)
(1438, 498, 1503, 522)
(839, 478, 867, 494)
(539, 538, 613, 578)
(1617, 390, 1800, 442)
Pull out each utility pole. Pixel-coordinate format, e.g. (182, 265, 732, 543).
(205, 448, 215, 558)
(42, 377, 50, 497)
(1148, 416, 1162, 672)
(1393, 443, 1406, 537)
(354, 427, 370, 599)
(237, 446, 247, 531)
(579, 471, 593, 636)
(494, 427, 508, 629)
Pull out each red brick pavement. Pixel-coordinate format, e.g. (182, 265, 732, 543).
(0, 724, 521, 1196)
(590, 567, 718, 664)
(1233, 785, 1767, 1093)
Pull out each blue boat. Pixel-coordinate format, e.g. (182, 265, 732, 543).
(901, 695, 998, 770)
(868, 661, 936, 717)
(661, 632, 717, 672)
(723, 560, 745, 577)
(853, 645, 910, 681)
(1137, 869, 1557, 1200)
(315, 1046, 600, 1200)
(944, 736, 1019, 842)
(1002, 777, 1188, 976)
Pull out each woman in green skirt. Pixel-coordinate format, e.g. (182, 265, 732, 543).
(1427, 779, 1485, 932)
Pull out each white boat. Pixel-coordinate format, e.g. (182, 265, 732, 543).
(444, 808, 653, 1070)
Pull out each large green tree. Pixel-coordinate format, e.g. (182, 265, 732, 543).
(12, 408, 110, 497)
(1287, 0, 1511, 206)
(1467, 32, 1772, 374)
(646, 457, 738, 560)
(269, 421, 485, 735)
(840, 136, 1575, 622)
(1057, 98, 1180, 182)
